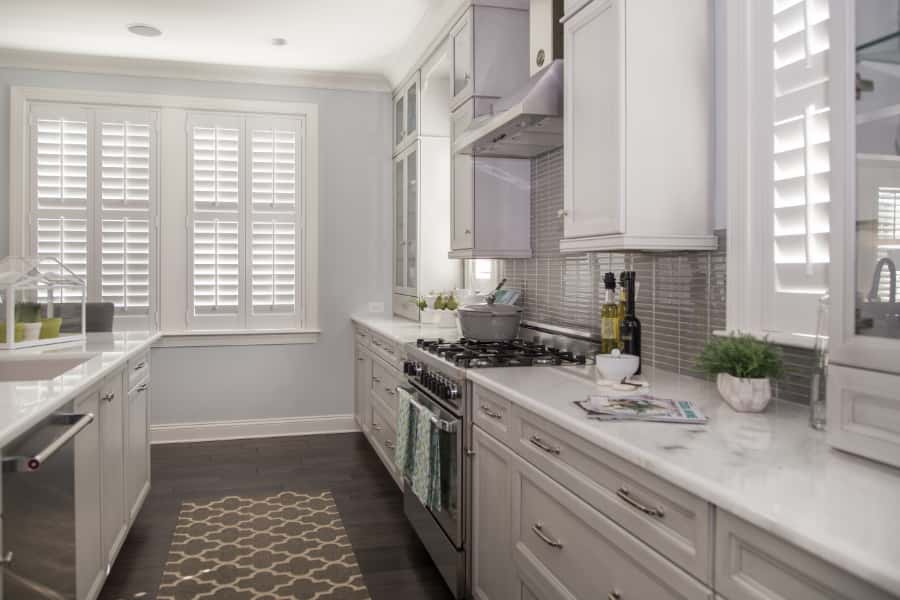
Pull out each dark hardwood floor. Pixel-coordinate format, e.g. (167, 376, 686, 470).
(99, 432, 455, 600)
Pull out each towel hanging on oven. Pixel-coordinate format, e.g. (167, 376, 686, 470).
(396, 388, 442, 511)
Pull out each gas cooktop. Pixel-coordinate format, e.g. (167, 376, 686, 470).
(415, 337, 590, 369)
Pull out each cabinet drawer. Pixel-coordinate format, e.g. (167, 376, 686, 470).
(715, 510, 893, 600)
(369, 396, 400, 483)
(393, 293, 419, 322)
(473, 384, 512, 443)
(371, 330, 403, 369)
(371, 357, 401, 420)
(128, 351, 150, 390)
(354, 326, 371, 350)
(513, 407, 713, 583)
(827, 364, 900, 469)
(512, 453, 711, 600)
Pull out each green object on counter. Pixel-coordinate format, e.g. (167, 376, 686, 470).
(14, 302, 42, 323)
(39, 317, 63, 339)
(0, 322, 26, 342)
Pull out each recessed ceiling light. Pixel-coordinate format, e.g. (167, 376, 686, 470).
(128, 24, 162, 37)
(271, 37, 288, 47)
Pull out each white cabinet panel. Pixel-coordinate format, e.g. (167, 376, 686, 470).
(75, 388, 104, 600)
(125, 381, 150, 521)
(99, 370, 126, 567)
(354, 343, 372, 433)
(451, 154, 475, 250)
(393, 71, 420, 156)
(471, 426, 516, 600)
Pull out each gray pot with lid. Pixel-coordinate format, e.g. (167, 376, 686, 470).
(457, 303, 523, 341)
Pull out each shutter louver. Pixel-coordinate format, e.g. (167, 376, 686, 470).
(251, 128, 297, 210)
(193, 219, 240, 313)
(35, 118, 88, 210)
(251, 220, 296, 312)
(101, 120, 151, 211)
(192, 126, 240, 211)
(877, 187, 900, 302)
(768, 0, 831, 333)
(35, 216, 88, 301)
(101, 217, 150, 311)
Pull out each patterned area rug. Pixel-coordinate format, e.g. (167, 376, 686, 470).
(157, 490, 370, 600)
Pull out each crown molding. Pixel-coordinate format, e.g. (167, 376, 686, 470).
(0, 47, 391, 93)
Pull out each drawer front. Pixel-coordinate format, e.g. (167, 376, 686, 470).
(715, 510, 893, 600)
(369, 396, 400, 481)
(355, 326, 371, 350)
(512, 453, 711, 600)
(473, 384, 512, 443)
(827, 364, 900, 469)
(370, 331, 403, 369)
(393, 293, 420, 322)
(371, 357, 401, 420)
(128, 351, 150, 390)
(513, 407, 713, 583)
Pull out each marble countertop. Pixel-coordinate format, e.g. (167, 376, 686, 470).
(0, 331, 161, 447)
(351, 314, 460, 344)
(467, 365, 900, 596)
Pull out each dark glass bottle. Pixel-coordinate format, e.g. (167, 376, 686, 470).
(620, 271, 642, 374)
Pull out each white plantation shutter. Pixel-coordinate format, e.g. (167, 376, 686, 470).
(98, 111, 157, 318)
(192, 124, 240, 211)
(193, 219, 241, 312)
(247, 117, 302, 327)
(35, 216, 88, 301)
(877, 187, 900, 301)
(766, 0, 832, 335)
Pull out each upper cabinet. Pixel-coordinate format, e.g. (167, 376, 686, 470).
(449, 3, 530, 111)
(393, 71, 420, 156)
(560, 0, 716, 252)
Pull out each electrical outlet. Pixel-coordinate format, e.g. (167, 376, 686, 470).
(368, 302, 385, 314)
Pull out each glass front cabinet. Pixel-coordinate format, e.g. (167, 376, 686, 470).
(828, 0, 900, 467)
(394, 143, 419, 296)
(393, 71, 420, 156)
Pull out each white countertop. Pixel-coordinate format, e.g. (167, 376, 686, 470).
(0, 331, 160, 447)
(351, 314, 460, 344)
(467, 365, 900, 596)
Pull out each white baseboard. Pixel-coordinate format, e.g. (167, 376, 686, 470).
(151, 414, 359, 444)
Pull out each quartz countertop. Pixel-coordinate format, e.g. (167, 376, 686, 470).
(351, 314, 460, 344)
(466, 365, 900, 596)
(0, 331, 161, 447)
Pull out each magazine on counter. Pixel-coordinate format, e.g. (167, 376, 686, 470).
(574, 394, 708, 424)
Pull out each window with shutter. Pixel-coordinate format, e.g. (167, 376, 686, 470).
(767, 0, 832, 335)
(877, 187, 900, 301)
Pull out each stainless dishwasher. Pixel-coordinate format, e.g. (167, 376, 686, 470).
(1, 401, 94, 600)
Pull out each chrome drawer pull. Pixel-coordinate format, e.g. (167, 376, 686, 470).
(357, 357, 364, 362)
(372, 424, 383, 431)
(136, 383, 149, 393)
(373, 376, 382, 383)
(385, 440, 395, 449)
(385, 387, 396, 396)
(133, 361, 146, 371)
(102, 392, 115, 403)
(608, 591, 621, 600)
(529, 435, 561, 455)
(480, 405, 502, 420)
(531, 522, 563, 549)
(616, 487, 665, 519)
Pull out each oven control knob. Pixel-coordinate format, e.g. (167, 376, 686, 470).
(403, 360, 414, 375)
(447, 384, 460, 400)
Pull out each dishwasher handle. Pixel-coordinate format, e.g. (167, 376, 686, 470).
(2, 413, 94, 473)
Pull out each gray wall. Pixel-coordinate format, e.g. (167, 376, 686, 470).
(0, 66, 393, 425)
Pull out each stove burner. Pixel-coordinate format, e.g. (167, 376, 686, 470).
(416, 337, 587, 368)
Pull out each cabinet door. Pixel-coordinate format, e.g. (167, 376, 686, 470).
(563, 0, 625, 239)
(393, 91, 405, 149)
(99, 372, 126, 566)
(394, 156, 406, 290)
(354, 345, 371, 432)
(405, 146, 419, 291)
(125, 381, 150, 521)
(450, 9, 474, 109)
(451, 154, 475, 250)
(471, 426, 516, 600)
(75, 389, 104, 600)
(405, 77, 418, 142)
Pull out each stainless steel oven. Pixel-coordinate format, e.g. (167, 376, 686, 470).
(400, 353, 468, 599)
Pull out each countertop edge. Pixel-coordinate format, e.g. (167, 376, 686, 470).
(466, 370, 900, 597)
(0, 333, 161, 448)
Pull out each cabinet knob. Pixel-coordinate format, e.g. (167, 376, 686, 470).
(102, 392, 115, 402)
(557, 209, 569, 218)
(464, 73, 471, 82)
(464, 229, 471, 235)
(536, 49, 546, 67)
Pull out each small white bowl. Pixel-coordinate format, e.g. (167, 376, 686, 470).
(594, 350, 640, 381)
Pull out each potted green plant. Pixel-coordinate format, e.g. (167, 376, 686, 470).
(697, 334, 784, 412)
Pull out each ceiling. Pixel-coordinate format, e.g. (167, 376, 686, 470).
(0, 0, 450, 80)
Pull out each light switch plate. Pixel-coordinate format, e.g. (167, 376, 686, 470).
(368, 302, 385, 314)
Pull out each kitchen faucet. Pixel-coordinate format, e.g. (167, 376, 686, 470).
(868, 257, 897, 303)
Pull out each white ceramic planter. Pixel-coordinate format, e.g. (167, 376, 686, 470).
(716, 373, 773, 413)
(22, 322, 43, 341)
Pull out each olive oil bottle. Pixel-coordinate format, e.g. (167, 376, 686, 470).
(620, 271, 642, 373)
(617, 272, 628, 349)
(601, 272, 620, 353)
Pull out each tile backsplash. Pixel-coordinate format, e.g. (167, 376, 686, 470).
(497, 149, 816, 404)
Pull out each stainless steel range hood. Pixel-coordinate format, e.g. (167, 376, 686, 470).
(453, 60, 563, 158)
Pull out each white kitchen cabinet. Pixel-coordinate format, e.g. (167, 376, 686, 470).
(560, 0, 715, 252)
(448, 3, 529, 111)
(393, 71, 420, 156)
(99, 369, 126, 567)
(74, 387, 104, 600)
(125, 380, 150, 522)
(354, 343, 372, 433)
(471, 425, 516, 600)
(393, 138, 458, 319)
(449, 102, 532, 258)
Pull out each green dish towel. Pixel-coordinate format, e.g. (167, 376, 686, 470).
(401, 396, 442, 512)
(395, 387, 416, 475)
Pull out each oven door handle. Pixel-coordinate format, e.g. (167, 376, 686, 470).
(398, 385, 460, 433)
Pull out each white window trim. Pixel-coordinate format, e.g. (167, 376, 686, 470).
(722, 0, 832, 349)
(9, 86, 320, 343)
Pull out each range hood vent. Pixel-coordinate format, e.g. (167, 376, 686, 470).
(453, 59, 563, 159)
